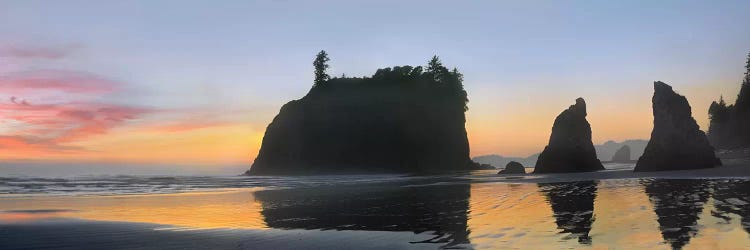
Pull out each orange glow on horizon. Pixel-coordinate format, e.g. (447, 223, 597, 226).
(0, 77, 738, 164)
(0, 123, 265, 166)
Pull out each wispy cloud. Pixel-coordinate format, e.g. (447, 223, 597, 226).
(0, 135, 85, 153)
(0, 70, 117, 95)
(0, 44, 78, 59)
(0, 97, 153, 142)
(0, 69, 152, 153)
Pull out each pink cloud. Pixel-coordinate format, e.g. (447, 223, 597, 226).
(0, 70, 118, 95)
(0, 69, 153, 153)
(0, 68, 253, 156)
(0, 135, 85, 153)
(0, 100, 153, 145)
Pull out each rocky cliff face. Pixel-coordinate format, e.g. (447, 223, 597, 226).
(635, 81, 721, 172)
(533, 98, 604, 173)
(611, 145, 631, 162)
(246, 65, 476, 175)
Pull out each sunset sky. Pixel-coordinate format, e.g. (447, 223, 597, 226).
(1, 1, 749, 174)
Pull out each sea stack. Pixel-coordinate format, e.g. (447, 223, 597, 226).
(533, 98, 604, 173)
(246, 57, 477, 175)
(634, 81, 721, 172)
(611, 145, 631, 162)
(498, 161, 526, 174)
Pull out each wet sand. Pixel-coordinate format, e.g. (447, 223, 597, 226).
(1, 218, 441, 250)
(3, 163, 750, 249)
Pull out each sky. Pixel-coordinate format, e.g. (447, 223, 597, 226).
(0, 0, 749, 174)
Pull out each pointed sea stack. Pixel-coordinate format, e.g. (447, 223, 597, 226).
(611, 145, 631, 162)
(634, 81, 721, 172)
(533, 98, 604, 173)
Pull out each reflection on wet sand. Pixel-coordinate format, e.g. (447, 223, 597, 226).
(713, 179, 750, 234)
(538, 181, 598, 244)
(642, 179, 712, 250)
(0, 189, 267, 229)
(4, 177, 750, 249)
(254, 181, 472, 248)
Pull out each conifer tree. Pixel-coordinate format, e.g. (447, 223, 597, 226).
(313, 50, 330, 87)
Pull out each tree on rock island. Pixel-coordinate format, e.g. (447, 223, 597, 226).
(313, 50, 330, 87)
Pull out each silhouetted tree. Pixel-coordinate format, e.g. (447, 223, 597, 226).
(708, 96, 735, 147)
(313, 50, 330, 87)
(410, 66, 423, 78)
(426, 55, 449, 82)
(451, 67, 463, 83)
(735, 53, 750, 113)
(707, 51, 750, 149)
(426, 55, 443, 72)
(709, 96, 731, 122)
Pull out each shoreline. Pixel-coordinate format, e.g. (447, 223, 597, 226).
(4, 161, 750, 198)
(0, 218, 443, 250)
(469, 161, 750, 184)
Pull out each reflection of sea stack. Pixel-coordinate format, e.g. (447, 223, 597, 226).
(635, 81, 721, 172)
(538, 181, 598, 244)
(643, 179, 712, 250)
(611, 145, 630, 162)
(255, 181, 471, 248)
(497, 161, 525, 174)
(533, 98, 604, 173)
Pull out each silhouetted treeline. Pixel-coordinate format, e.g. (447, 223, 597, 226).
(708, 51, 750, 149)
(247, 52, 476, 175)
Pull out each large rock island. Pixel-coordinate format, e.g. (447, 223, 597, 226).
(533, 98, 604, 173)
(246, 55, 477, 175)
(635, 81, 721, 172)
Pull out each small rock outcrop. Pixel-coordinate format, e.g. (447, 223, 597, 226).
(611, 145, 631, 162)
(635, 81, 722, 172)
(533, 98, 604, 173)
(478, 163, 497, 170)
(498, 161, 525, 174)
